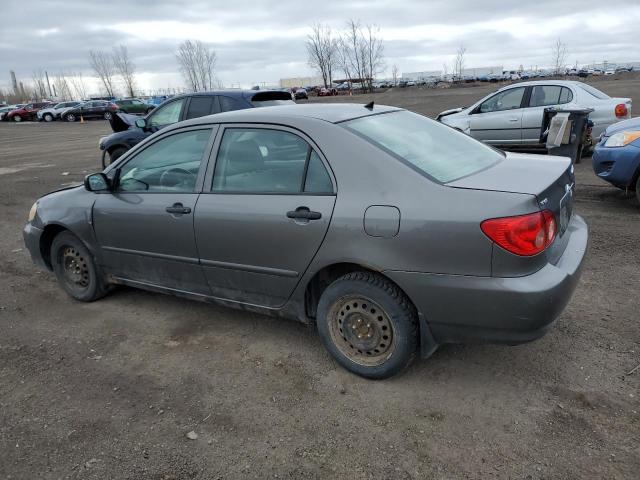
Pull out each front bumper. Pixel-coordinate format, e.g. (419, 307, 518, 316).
(592, 142, 640, 188)
(386, 214, 588, 347)
(23, 223, 49, 270)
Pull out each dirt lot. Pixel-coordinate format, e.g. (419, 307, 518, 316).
(1, 78, 639, 479)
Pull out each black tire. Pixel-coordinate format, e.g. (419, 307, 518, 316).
(65, 113, 76, 122)
(43, 113, 54, 122)
(316, 271, 418, 379)
(51, 231, 108, 302)
(106, 146, 128, 167)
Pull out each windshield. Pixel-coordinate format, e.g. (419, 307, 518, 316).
(343, 110, 503, 183)
(577, 84, 609, 100)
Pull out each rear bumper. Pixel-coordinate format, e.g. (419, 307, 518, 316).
(386, 214, 588, 348)
(23, 223, 49, 270)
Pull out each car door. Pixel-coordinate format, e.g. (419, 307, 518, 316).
(468, 86, 527, 145)
(194, 125, 336, 308)
(93, 126, 216, 293)
(521, 85, 574, 144)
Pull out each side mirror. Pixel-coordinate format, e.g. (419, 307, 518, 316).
(84, 173, 111, 192)
(135, 118, 147, 128)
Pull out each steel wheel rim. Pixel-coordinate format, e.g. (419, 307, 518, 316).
(61, 246, 90, 289)
(327, 295, 395, 367)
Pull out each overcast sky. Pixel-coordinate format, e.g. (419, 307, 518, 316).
(2, 0, 639, 94)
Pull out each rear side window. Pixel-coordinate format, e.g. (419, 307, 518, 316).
(529, 86, 573, 107)
(219, 96, 243, 112)
(212, 128, 332, 194)
(344, 110, 503, 184)
(186, 96, 215, 119)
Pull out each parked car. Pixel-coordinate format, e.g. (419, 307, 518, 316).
(37, 101, 83, 122)
(99, 90, 295, 167)
(438, 80, 632, 149)
(114, 98, 155, 115)
(604, 69, 615, 76)
(592, 116, 640, 204)
(4, 102, 52, 122)
(0, 106, 15, 120)
(292, 88, 308, 100)
(61, 100, 118, 122)
(23, 103, 587, 379)
(318, 87, 338, 96)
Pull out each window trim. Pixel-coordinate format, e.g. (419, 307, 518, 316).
(527, 84, 574, 108)
(201, 123, 336, 196)
(108, 125, 217, 194)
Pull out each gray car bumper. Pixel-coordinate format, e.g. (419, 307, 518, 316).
(386, 214, 588, 347)
(23, 223, 48, 270)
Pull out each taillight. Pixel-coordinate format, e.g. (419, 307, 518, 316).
(615, 103, 628, 118)
(481, 210, 556, 256)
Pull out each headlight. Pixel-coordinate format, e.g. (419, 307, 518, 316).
(604, 131, 640, 147)
(28, 202, 38, 222)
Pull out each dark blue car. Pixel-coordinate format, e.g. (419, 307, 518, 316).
(592, 116, 640, 203)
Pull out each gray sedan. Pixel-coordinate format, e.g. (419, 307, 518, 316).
(23, 104, 588, 379)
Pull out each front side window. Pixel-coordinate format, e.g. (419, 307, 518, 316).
(479, 87, 526, 113)
(148, 99, 185, 127)
(117, 129, 211, 193)
(344, 110, 503, 184)
(212, 128, 332, 194)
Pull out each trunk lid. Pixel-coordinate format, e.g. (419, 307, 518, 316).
(449, 151, 575, 237)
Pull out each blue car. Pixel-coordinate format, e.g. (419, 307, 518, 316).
(592, 116, 640, 203)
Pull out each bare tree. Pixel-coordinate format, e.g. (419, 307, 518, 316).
(454, 46, 466, 81)
(32, 69, 48, 100)
(306, 23, 337, 88)
(552, 39, 567, 76)
(89, 50, 117, 96)
(392, 64, 399, 86)
(52, 72, 74, 100)
(342, 19, 366, 91)
(361, 24, 384, 92)
(68, 72, 88, 100)
(112, 45, 136, 97)
(176, 40, 217, 92)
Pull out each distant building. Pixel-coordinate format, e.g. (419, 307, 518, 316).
(280, 76, 324, 88)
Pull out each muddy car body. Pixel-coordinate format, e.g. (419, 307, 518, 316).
(24, 104, 588, 378)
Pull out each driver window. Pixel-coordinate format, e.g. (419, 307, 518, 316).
(148, 99, 185, 127)
(117, 129, 212, 193)
(479, 87, 525, 113)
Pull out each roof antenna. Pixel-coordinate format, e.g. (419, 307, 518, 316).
(364, 101, 374, 110)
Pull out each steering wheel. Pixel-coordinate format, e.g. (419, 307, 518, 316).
(159, 167, 195, 188)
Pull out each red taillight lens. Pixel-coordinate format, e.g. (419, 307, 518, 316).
(481, 210, 557, 256)
(615, 103, 628, 118)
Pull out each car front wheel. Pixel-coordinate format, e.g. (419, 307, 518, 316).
(51, 231, 108, 302)
(316, 271, 419, 379)
(104, 112, 112, 120)
(43, 113, 54, 122)
(105, 146, 128, 167)
(13, 115, 22, 122)
(65, 113, 76, 122)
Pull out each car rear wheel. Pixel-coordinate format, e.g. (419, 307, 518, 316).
(66, 113, 76, 122)
(316, 271, 418, 379)
(13, 115, 22, 122)
(51, 231, 108, 302)
(43, 113, 54, 122)
(104, 112, 112, 120)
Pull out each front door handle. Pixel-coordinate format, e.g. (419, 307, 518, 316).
(287, 206, 322, 221)
(166, 203, 191, 215)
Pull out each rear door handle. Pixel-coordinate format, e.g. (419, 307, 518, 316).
(508, 118, 519, 122)
(166, 202, 191, 215)
(287, 207, 322, 221)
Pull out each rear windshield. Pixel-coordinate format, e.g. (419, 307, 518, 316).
(577, 84, 609, 100)
(250, 91, 294, 107)
(343, 110, 503, 183)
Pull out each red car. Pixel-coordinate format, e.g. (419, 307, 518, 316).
(5, 102, 52, 122)
(318, 87, 338, 97)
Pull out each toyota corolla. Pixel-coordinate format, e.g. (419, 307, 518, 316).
(23, 104, 588, 379)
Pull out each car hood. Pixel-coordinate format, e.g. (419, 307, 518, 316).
(448, 151, 570, 195)
(604, 116, 640, 136)
(109, 111, 141, 132)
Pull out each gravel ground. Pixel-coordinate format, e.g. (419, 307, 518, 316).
(0, 77, 639, 479)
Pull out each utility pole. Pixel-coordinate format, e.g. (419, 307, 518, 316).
(45, 71, 53, 98)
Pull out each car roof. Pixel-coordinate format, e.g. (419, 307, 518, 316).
(178, 103, 402, 127)
(498, 80, 583, 90)
(169, 89, 282, 101)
